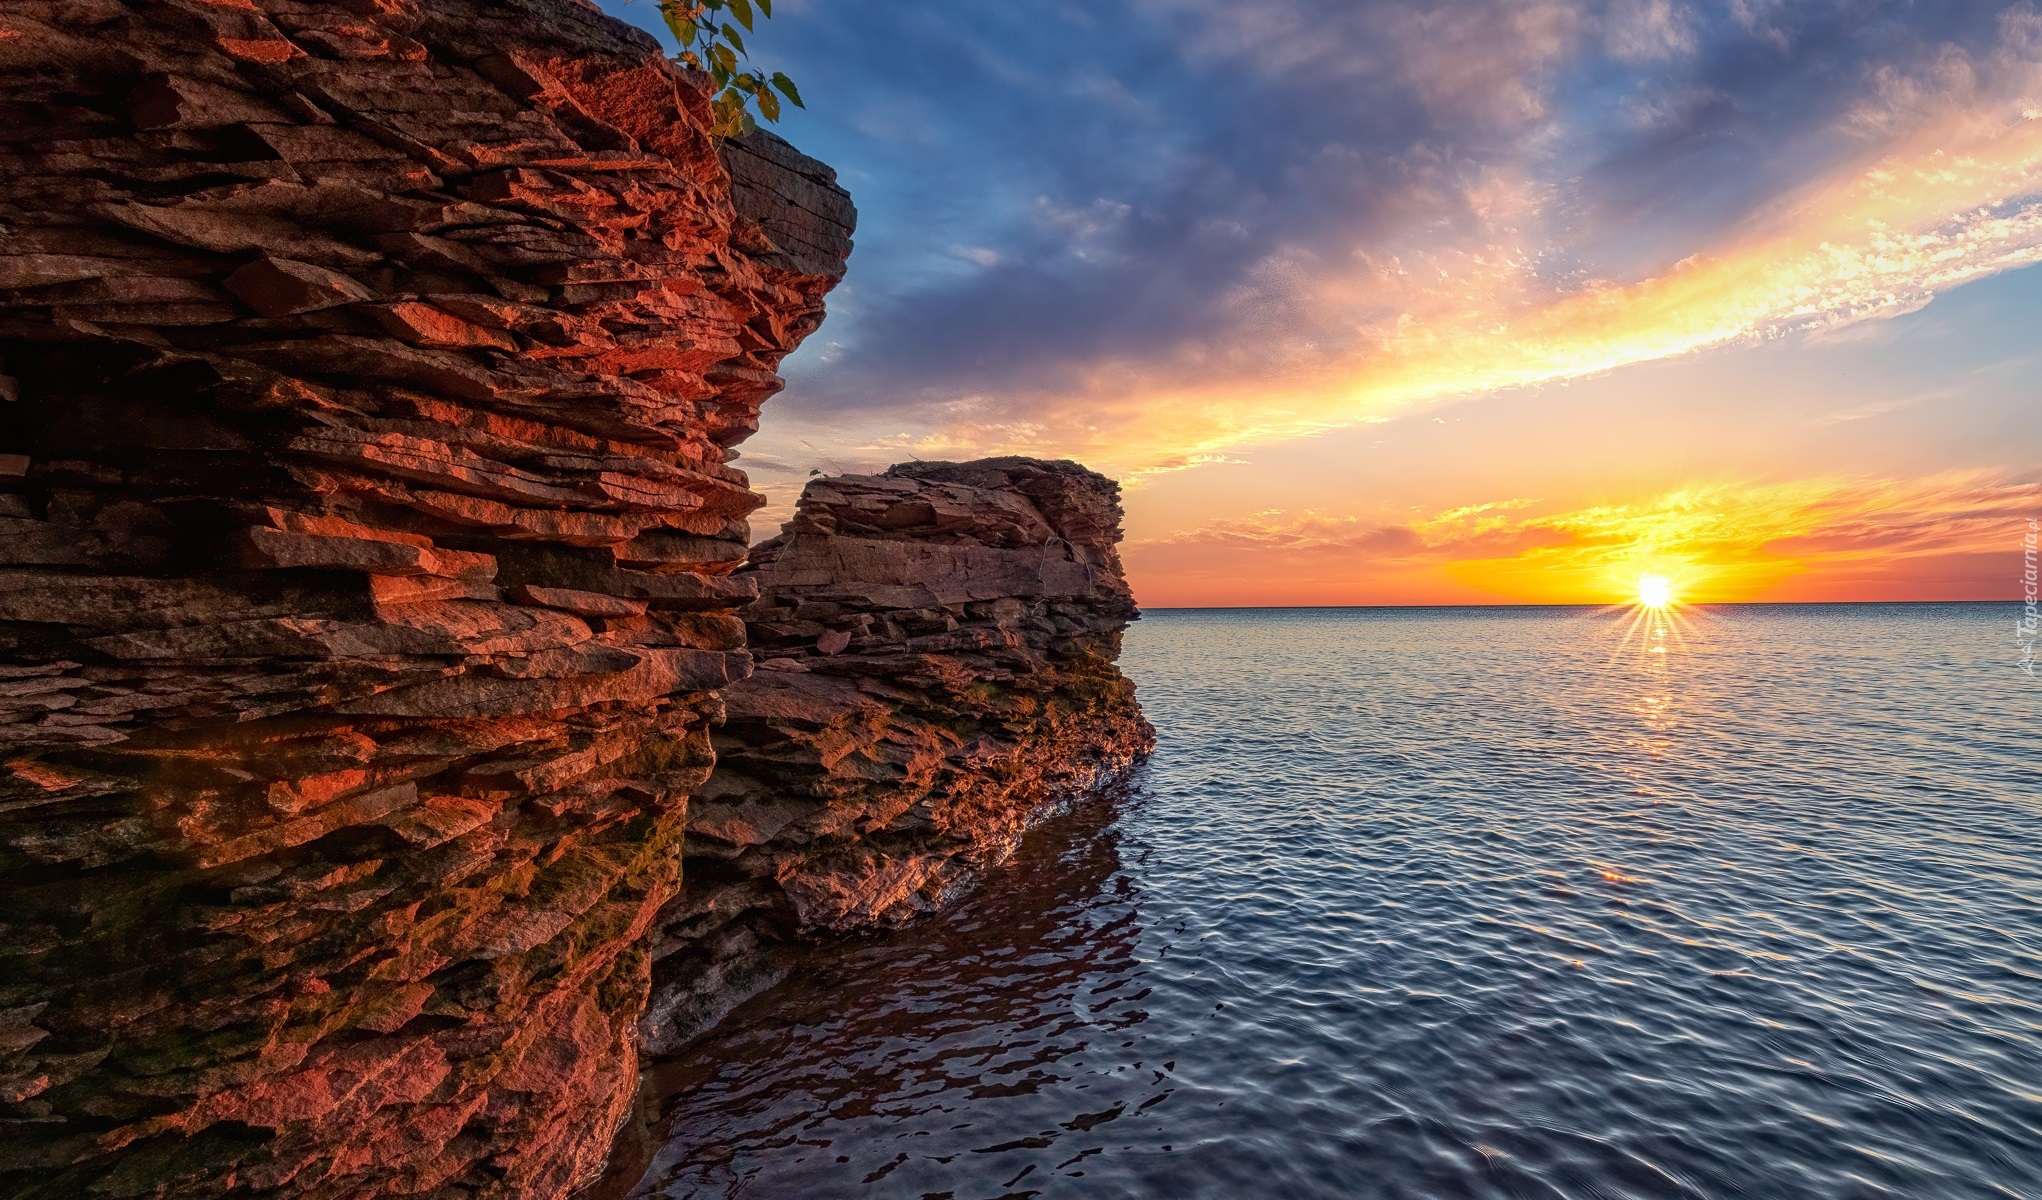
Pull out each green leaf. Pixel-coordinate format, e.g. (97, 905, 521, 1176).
(711, 43, 737, 74)
(729, 0, 754, 31)
(771, 72, 804, 107)
(757, 89, 780, 121)
(757, 0, 772, 15)
(720, 22, 745, 54)
(659, 2, 692, 44)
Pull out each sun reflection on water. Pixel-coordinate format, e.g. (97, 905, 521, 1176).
(1593, 577, 1717, 761)
(1604, 590, 1702, 669)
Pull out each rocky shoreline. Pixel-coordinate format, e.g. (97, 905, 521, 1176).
(0, 1, 1147, 1196)
(642, 458, 1154, 1055)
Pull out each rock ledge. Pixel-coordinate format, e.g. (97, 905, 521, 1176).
(641, 457, 1155, 1051)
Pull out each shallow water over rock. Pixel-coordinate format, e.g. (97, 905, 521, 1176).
(624, 604, 2041, 1199)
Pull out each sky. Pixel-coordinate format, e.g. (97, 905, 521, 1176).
(602, 0, 2042, 606)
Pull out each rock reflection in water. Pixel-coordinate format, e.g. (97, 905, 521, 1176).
(622, 788, 1153, 1199)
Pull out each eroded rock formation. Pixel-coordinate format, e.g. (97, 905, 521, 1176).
(0, 1, 851, 1196)
(640, 459, 1154, 1050)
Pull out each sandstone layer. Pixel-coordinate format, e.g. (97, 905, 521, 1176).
(640, 458, 1155, 1051)
(0, 1, 851, 1196)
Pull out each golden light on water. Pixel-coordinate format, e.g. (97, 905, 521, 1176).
(1637, 575, 1674, 610)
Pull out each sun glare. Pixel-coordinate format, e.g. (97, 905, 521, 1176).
(1637, 574, 1674, 609)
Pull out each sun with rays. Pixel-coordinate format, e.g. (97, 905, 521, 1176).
(1598, 568, 1705, 667)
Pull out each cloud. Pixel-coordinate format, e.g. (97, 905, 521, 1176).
(946, 245, 1002, 268)
(1603, 0, 1697, 64)
(1128, 472, 2042, 604)
(1144, 497, 1555, 558)
(1805, 388, 1945, 425)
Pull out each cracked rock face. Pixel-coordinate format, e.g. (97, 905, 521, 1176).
(640, 458, 1155, 1052)
(0, 0, 851, 1196)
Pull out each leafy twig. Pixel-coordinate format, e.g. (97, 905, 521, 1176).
(656, 0, 805, 137)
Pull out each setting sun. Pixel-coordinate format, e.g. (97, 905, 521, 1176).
(1638, 575, 1674, 609)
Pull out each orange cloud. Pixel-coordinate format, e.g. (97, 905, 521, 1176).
(1127, 473, 2042, 606)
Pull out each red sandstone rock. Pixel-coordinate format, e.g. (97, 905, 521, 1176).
(224, 256, 378, 317)
(0, 1, 852, 1196)
(639, 458, 1154, 1051)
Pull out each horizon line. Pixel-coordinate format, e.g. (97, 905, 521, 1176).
(1137, 599, 2022, 611)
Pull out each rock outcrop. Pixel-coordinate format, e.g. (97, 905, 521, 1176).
(639, 458, 1154, 1050)
(0, 1, 851, 1196)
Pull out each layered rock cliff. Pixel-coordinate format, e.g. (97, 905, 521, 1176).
(0, 1, 851, 1196)
(639, 458, 1154, 1051)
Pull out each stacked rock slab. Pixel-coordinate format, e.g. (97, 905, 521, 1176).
(640, 458, 1155, 1050)
(0, 1, 851, 1196)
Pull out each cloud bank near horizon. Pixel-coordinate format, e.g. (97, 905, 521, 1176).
(1124, 470, 2042, 604)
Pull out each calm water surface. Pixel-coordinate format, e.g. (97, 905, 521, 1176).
(628, 604, 2041, 1199)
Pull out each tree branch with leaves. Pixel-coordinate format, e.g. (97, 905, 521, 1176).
(657, 0, 804, 137)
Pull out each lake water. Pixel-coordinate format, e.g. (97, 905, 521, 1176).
(623, 604, 2042, 1199)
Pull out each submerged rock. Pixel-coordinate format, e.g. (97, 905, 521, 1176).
(0, 0, 850, 1196)
(641, 458, 1155, 1052)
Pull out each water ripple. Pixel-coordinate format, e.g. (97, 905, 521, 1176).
(625, 604, 2042, 1200)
